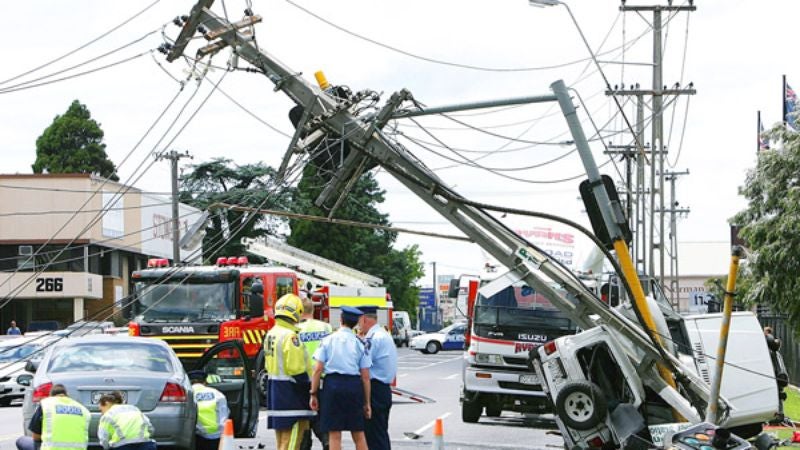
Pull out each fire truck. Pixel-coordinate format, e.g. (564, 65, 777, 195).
(128, 256, 298, 365)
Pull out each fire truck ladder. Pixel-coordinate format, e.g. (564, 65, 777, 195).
(243, 237, 383, 288)
(167, 1, 721, 421)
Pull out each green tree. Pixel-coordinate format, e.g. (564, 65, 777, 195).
(32, 100, 119, 181)
(179, 158, 289, 261)
(732, 125, 800, 326)
(288, 166, 424, 318)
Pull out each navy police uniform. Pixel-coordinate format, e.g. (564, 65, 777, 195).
(312, 306, 371, 432)
(359, 305, 397, 450)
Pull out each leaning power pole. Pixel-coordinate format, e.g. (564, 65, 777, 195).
(157, 150, 192, 263)
(609, 2, 696, 290)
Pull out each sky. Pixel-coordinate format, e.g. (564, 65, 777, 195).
(1, 0, 798, 286)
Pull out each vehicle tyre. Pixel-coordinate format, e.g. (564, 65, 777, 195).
(485, 403, 502, 417)
(554, 380, 607, 431)
(462, 399, 482, 423)
(255, 349, 268, 407)
(730, 423, 763, 439)
(425, 341, 441, 355)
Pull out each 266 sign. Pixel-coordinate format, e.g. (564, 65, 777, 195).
(35, 277, 64, 292)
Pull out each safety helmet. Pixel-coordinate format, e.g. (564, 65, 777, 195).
(275, 293, 303, 323)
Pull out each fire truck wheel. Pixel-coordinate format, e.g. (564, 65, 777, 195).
(255, 350, 268, 406)
(462, 399, 482, 423)
(554, 380, 607, 431)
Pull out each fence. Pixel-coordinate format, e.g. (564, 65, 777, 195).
(758, 314, 800, 385)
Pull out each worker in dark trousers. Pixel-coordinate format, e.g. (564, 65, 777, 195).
(310, 306, 371, 450)
(298, 296, 332, 450)
(358, 306, 397, 450)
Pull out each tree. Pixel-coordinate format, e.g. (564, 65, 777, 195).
(732, 125, 800, 326)
(179, 158, 290, 261)
(288, 165, 424, 318)
(32, 100, 119, 181)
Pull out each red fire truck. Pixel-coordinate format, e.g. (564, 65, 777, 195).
(128, 256, 298, 365)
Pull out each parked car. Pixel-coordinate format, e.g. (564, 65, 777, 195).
(410, 323, 467, 354)
(22, 335, 260, 448)
(0, 336, 52, 406)
(53, 321, 115, 337)
(25, 320, 62, 333)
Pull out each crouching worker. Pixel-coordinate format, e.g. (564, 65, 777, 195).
(98, 391, 156, 450)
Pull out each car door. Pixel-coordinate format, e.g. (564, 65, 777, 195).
(443, 325, 466, 350)
(194, 340, 259, 438)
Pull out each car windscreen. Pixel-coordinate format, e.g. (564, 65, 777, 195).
(48, 343, 174, 373)
(133, 281, 236, 322)
(475, 283, 574, 330)
(0, 343, 41, 363)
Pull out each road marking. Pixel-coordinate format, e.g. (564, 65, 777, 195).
(412, 412, 452, 436)
(0, 433, 20, 442)
(440, 373, 459, 380)
(398, 373, 410, 377)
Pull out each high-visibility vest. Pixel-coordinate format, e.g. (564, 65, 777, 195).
(265, 320, 310, 378)
(99, 404, 152, 448)
(41, 396, 90, 450)
(194, 384, 224, 438)
(265, 319, 314, 430)
(298, 319, 332, 364)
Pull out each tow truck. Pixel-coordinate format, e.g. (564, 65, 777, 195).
(163, 3, 781, 447)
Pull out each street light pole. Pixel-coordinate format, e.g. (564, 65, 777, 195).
(529, 0, 646, 160)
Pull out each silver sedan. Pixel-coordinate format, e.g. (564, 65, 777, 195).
(22, 335, 196, 449)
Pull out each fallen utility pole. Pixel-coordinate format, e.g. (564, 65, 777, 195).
(166, 0, 722, 422)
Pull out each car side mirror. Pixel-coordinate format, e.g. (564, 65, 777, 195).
(25, 360, 39, 373)
(17, 374, 32, 387)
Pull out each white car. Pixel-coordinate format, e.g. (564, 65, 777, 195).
(410, 323, 467, 354)
(0, 336, 51, 406)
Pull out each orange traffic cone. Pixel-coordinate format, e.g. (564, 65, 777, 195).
(218, 419, 234, 450)
(432, 417, 444, 450)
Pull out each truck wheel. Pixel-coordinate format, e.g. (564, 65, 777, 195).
(462, 399, 482, 423)
(485, 404, 502, 417)
(555, 381, 607, 431)
(425, 341, 441, 355)
(255, 350, 268, 407)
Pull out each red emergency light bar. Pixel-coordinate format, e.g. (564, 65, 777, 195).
(146, 258, 170, 268)
(216, 256, 250, 266)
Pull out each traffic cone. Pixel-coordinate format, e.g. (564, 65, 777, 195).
(218, 419, 234, 450)
(431, 417, 444, 450)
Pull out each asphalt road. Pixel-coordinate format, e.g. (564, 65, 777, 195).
(0, 348, 563, 449)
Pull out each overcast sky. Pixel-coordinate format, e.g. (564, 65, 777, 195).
(2, 1, 798, 284)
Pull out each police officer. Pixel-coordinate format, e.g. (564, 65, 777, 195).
(97, 391, 156, 450)
(298, 296, 332, 450)
(266, 294, 315, 450)
(357, 306, 397, 450)
(16, 384, 90, 450)
(188, 370, 229, 450)
(310, 306, 371, 450)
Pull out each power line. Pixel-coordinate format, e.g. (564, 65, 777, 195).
(0, 0, 161, 86)
(0, 29, 160, 93)
(285, 0, 651, 73)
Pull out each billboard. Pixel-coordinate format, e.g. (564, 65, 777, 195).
(140, 194, 202, 261)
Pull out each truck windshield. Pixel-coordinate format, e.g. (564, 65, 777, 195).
(474, 283, 575, 331)
(133, 281, 236, 322)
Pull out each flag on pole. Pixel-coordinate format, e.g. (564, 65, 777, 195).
(785, 82, 798, 130)
(759, 113, 770, 151)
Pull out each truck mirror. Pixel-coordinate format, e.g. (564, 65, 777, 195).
(448, 279, 460, 298)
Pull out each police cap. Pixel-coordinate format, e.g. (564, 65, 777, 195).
(341, 305, 364, 322)
(357, 305, 378, 315)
